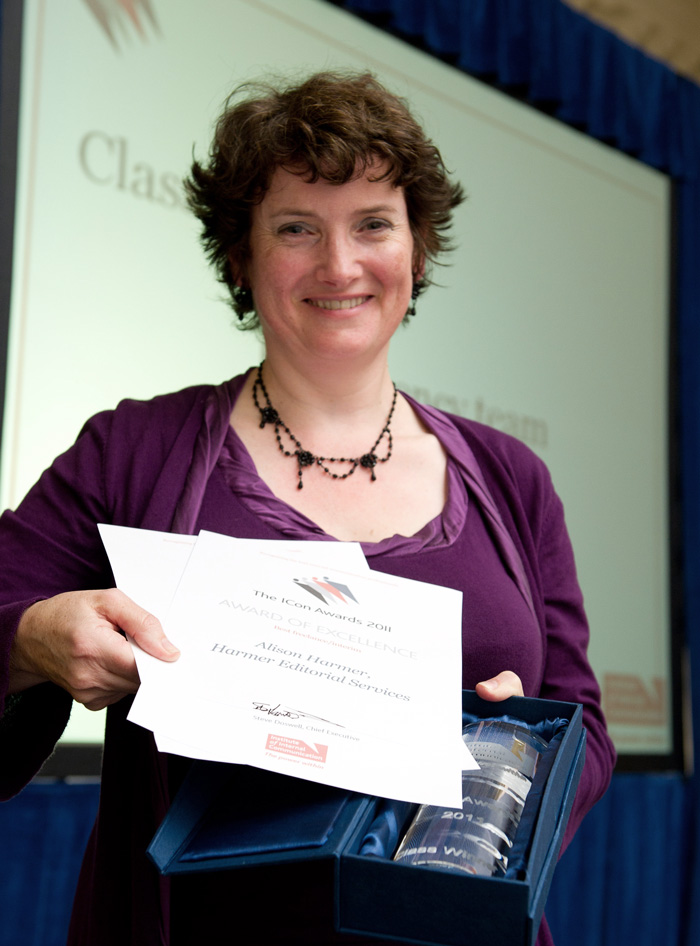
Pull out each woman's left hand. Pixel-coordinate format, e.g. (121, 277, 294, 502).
(475, 670, 524, 701)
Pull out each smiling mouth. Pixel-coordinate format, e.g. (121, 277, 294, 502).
(306, 296, 370, 310)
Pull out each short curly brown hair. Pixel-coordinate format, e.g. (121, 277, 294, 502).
(185, 70, 465, 328)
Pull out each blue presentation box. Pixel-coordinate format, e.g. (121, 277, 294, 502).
(148, 691, 585, 945)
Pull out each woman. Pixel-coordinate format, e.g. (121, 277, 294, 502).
(0, 72, 615, 944)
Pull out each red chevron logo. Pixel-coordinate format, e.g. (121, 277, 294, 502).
(82, 0, 160, 49)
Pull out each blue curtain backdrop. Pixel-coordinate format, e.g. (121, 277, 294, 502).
(1, 1, 700, 945)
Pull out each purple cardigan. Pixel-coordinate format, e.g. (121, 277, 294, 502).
(0, 375, 615, 945)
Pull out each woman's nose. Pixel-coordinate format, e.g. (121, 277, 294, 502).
(315, 233, 363, 284)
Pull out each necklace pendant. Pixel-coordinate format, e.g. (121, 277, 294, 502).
(296, 449, 316, 468)
(360, 452, 379, 482)
(259, 406, 279, 428)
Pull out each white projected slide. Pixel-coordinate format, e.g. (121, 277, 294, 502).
(2, 0, 671, 755)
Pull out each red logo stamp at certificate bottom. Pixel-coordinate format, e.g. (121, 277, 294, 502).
(266, 734, 328, 764)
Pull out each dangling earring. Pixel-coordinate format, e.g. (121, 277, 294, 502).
(407, 282, 421, 318)
(232, 285, 253, 320)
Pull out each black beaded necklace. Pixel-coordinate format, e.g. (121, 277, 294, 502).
(252, 363, 398, 490)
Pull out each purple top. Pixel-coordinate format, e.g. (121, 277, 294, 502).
(0, 372, 616, 946)
(218, 380, 535, 618)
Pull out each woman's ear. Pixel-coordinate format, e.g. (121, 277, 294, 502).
(412, 250, 426, 285)
(228, 250, 243, 288)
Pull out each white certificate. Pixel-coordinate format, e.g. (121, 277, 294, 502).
(101, 526, 469, 806)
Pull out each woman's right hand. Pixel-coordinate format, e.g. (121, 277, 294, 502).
(8, 589, 180, 711)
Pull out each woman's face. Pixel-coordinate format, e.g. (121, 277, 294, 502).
(243, 163, 417, 367)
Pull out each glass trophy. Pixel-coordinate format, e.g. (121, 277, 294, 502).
(393, 720, 548, 877)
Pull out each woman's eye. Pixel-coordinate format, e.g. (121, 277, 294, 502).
(362, 218, 390, 232)
(279, 224, 307, 235)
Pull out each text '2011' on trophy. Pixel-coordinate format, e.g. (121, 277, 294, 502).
(393, 720, 548, 876)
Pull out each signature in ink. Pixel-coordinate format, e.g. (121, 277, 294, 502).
(252, 702, 300, 720)
(252, 701, 344, 728)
